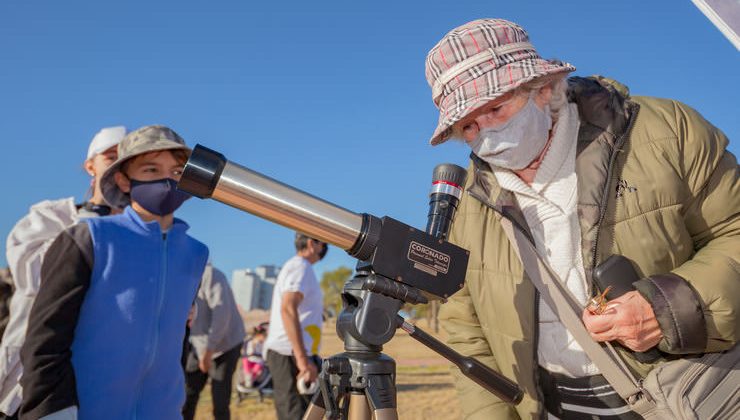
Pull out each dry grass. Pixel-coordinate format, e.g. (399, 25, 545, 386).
(194, 319, 462, 419)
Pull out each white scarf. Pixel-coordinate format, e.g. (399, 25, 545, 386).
(493, 102, 599, 377)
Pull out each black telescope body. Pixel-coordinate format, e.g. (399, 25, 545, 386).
(178, 144, 469, 300)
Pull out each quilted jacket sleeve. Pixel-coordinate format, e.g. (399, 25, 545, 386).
(634, 101, 739, 354)
(439, 282, 517, 419)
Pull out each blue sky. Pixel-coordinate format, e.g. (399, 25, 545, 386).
(1, 0, 738, 280)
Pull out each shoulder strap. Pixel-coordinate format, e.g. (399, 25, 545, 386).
(498, 217, 647, 402)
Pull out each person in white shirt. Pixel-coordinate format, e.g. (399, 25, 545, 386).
(263, 232, 326, 420)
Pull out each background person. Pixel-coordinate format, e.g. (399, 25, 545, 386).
(243, 324, 268, 387)
(426, 19, 739, 419)
(19, 125, 209, 420)
(0, 269, 12, 343)
(0, 126, 126, 419)
(264, 232, 326, 420)
(182, 263, 245, 420)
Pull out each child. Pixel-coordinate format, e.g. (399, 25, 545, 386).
(243, 324, 268, 387)
(19, 125, 209, 420)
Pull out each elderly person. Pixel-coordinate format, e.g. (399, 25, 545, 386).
(427, 19, 739, 419)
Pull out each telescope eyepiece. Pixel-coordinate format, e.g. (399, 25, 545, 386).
(432, 163, 468, 190)
(426, 163, 468, 240)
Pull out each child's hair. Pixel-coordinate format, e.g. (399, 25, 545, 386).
(120, 149, 190, 175)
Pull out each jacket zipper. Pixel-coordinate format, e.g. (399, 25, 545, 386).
(135, 232, 169, 419)
(589, 103, 639, 290)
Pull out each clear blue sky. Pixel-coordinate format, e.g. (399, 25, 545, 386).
(1, 0, 738, 280)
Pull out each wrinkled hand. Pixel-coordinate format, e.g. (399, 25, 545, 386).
(582, 291, 663, 352)
(296, 357, 318, 384)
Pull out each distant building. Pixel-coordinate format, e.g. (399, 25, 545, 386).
(232, 265, 279, 312)
(231, 269, 258, 312)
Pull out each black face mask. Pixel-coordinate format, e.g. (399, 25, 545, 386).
(129, 178, 191, 216)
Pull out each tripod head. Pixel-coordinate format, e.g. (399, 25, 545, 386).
(177, 145, 523, 414)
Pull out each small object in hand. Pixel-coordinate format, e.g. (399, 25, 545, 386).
(587, 286, 612, 315)
(296, 374, 319, 395)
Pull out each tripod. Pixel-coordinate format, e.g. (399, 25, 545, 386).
(303, 267, 523, 420)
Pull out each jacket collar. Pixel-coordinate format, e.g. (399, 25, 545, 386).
(123, 206, 190, 236)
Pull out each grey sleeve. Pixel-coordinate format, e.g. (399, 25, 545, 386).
(205, 268, 244, 351)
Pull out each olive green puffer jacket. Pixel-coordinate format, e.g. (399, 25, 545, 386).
(438, 76, 740, 419)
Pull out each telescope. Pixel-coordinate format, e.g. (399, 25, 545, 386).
(178, 145, 523, 419)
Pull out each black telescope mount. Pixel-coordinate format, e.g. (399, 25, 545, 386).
(303, 218, 523, 420)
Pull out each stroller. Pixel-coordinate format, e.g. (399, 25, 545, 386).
(235, 322, 273, 402)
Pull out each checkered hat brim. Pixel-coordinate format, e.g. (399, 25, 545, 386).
(425, 19, 575, 145)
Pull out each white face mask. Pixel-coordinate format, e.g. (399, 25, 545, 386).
(470, 96, 552, 170)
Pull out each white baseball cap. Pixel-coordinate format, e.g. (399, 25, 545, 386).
(86, 126, 127, 160)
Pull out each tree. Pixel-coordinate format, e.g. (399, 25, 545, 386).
(320, 266, 353, 317)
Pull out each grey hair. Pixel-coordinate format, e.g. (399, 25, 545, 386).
(518, 72, 569, 122)
(294, 232, 312, 251)
(294, 232, 325, 252)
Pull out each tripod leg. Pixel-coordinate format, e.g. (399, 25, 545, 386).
(364, 375, 398, 420)
(348, 392, 371, 420)
(303, 390, 326, 420)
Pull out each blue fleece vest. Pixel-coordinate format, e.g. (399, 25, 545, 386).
(71, 207, 208, 420)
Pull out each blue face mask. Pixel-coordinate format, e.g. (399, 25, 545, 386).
(129, 178, 191, 216)
(470, 97, 552, 170)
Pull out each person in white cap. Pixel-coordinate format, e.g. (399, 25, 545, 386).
(0, 126, 126, 419)
(79, 126, 127, 217)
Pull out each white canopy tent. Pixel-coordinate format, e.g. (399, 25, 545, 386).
(691, 0, 740, 50)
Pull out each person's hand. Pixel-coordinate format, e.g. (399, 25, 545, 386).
(296, 356, 318, 384)
(582, 291, 663, 352)
(199, 350, 214, 373)
(187, 305, 196, 328)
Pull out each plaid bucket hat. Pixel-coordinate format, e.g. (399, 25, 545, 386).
(100, 125, 190, 208)
(425, 19, 576, 145)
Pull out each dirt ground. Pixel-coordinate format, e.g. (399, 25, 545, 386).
(194, 319, 462, 419)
